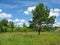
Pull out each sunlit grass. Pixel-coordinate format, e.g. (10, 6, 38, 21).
(0, 32, 60, 45)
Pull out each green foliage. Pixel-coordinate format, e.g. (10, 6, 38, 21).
(8, 21, 14, 32)
(0, 15, 56, 33)
(7, 28, 12, 32)
(1, 19, 8, 27)
(0, 19, 15, 32)
(0, 19, 35, 32)
(23, 23, 26, 27)
(29, 3, 56, 34)
(0, 19, 8, 32)
(55, 27, 60, 32)
(1, 26, 7, 32)
(13, 26, 22, 32)
(21, 27, 32, 32)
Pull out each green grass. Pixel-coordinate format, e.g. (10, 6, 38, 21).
(0, 32, 60, 45)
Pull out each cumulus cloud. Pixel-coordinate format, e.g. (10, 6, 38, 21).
(20, 19, 25, 23)
(53, 22, 60, 27)
(8, 19, 13, 22)
(24, 6, 60, 17)
(0, 13, 12, 19)
(0, 9, 2, 12)
(49, 8, 60, 27)
(17, 19, 29, 27)
(14, 18, 20, 22)
(8, 19, 26, 23)
(0, 9, 12, 19)
(29, 19, 33, 21)
(24, 11, 29, 14)
(8, 19, 29, 27)
(49, 8, 60, 17)
(17, 19, 25, 26)
(18, 22, 29, 27)
(24, 6, 36, 14)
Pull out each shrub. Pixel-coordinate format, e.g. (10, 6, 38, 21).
(1, 26, 7, 32)
(13, 26, 22, 32)
(7, 28, 12, 32)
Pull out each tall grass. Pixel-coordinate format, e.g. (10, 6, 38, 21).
(0, 32, 60, 45)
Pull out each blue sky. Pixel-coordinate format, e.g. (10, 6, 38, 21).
(0, 0, 60, 27)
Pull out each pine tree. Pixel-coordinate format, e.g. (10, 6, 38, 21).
(29, 3, 55, 35)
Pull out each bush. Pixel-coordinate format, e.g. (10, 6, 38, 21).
(7, 28, 12, 32)
(1, 26, 7, 32)
(13, 26, 22, 32)
(20, 27, 32, 32)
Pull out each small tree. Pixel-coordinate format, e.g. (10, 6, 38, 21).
(8, 21, 14, 32)
(29, 3, 55, 35)
(1, 19, 8, 27)
(23, 23, 26, 27)
(1, 19, 8, 32)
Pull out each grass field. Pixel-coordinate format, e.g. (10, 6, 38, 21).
(0, 32, 60, 45)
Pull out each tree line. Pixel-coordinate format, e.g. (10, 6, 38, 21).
(0, 19, 33, 32)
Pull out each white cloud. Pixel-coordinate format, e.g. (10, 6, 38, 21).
(25, 22, 29, 27)
(8, 19, 29, 27)
(24, 6, 36, 14)
(17, 23, 24, 27)
(20, 19, 25, 23)
(55, 19, 57, 23)
(8, 18, 20, 22)
(24, 6, 60, 17)
(0, 9, 12, 19)
(47, 8, 60, 27)
(24, 11, 29, 14)
(53, 22, 60, 27)
(49, 8, 60, 17)
(8, 19, 26, 23)
(0, 9, 2, 12)
(17, 19, 29, 27)
(17, 22, 29, 27)
(18, 23, 23, 25)
(0, 13, 12, 19)
(29, 19, 33, 21)
(14, 18, 20, 22)
(8, 19, 13, 22)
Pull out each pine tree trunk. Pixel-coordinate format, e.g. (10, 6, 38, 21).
(38, 29, 40, 35)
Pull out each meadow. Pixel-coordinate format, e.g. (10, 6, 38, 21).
(0, 32, 60, 45)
